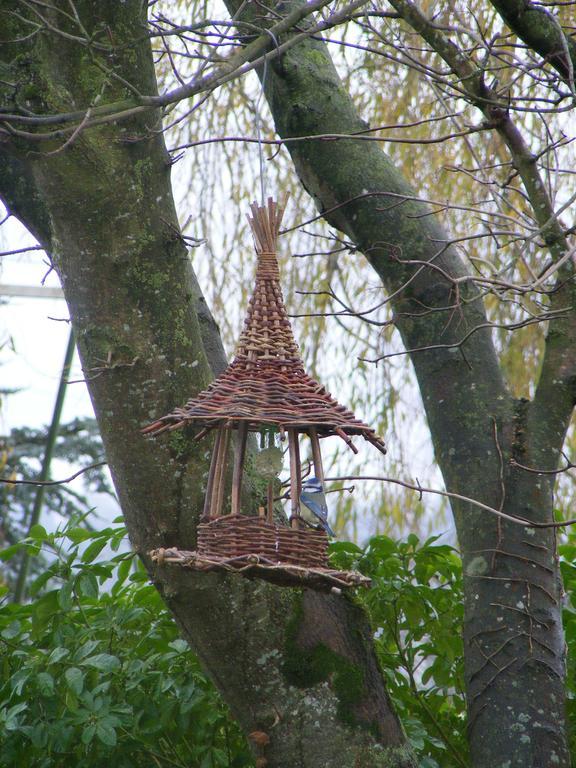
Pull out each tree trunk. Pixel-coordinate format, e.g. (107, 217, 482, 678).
(0, 2, 415, 766)
(219, 1, 570, 765)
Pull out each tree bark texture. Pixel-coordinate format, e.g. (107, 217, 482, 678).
(221, 2, 572, 766)
(0, 2, 415, 767)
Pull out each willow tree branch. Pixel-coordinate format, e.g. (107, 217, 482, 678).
(326, 475, 576, 529)
(386, 0, 569, 264)
(0, 460, 107, 487)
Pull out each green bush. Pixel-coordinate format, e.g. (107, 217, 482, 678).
(2, 522, 575, 767)
(0, 522, 252, 768)
(331, 534, 467, 767)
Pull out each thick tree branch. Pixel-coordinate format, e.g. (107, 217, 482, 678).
(528, 294, 576, 462)
(488, 0, 576, 87)
(387, 0, 576, 461)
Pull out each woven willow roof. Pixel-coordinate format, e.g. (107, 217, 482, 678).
(144, 199, 386, 453)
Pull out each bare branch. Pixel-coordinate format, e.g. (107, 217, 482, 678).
(326, 475, 576, 528)
(0, 461, 107, 487)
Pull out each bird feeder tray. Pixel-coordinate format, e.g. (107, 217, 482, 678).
(144, 198, 385, 591)
(149, 545, 372, 592)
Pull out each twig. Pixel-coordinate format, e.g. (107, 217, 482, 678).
(325, 475, 576, 529)
(0, 460, 107, 487)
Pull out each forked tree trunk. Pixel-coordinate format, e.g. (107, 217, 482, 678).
(0, 0, 571, 766)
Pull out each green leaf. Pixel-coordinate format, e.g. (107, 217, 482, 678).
(30, 722, 48, 748)
(407, 533, 420, 548)
(4, 702, 28, 730)
(29, 524, 48, 540)
(48, 646, 70, 664)
(115, 557, 132, 585)
(29, 568, 54, 597)
(96, 720, 117, 746)
(81, 724, 96, 745)
(110, 533, 125, 552)
(367, 536, 398, 556)
(36, 672, 55, 696)
(82, 538, 108, 564)
(10, 669, 31, 697)
(65, 667, 84, 695)
(422, 666, 434, 686)
(1, 619, 21, 640)
(77, 573, 99, 599)
(66, 527, 94, 544)
(58, 582, 74, 610)
(0, 543, 23, 561)
(329, 541, 362, 554)
(169, 639, 189, 653)
(32, 590, 59, 632)
(75, 640, 101, 660)
(80, 653, 121, 673)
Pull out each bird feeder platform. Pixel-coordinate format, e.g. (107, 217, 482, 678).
(150, 542, 371, 593)
(144, 197, 384, 591)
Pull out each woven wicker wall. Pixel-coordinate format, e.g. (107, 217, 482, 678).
(196, 515, 328, 568)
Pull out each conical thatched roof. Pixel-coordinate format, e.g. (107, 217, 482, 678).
(143, 198, 386, 454)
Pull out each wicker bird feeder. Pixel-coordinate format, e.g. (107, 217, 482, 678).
(144, 198, 386, 591)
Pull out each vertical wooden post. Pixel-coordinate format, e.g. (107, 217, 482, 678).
(309, 426, 325, 482)
(231, 422, 249, 515)
(210, 428, 230, 518)
(288, 428, 301, 528)
(203, 429, 222, 518)
(267, 481, 274, 523)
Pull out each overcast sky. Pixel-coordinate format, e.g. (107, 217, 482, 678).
(1, 210, 121, 529)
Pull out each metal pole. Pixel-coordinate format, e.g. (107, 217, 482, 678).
(13, 328, 76, 603)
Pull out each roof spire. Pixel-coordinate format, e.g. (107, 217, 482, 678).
(235, 196, 300, 362)
(143, 198, 386, 455)
(247, 197, 286, 254)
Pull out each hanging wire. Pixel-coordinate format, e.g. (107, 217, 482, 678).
(254, 58, 268, 206)
(254, 30, 279, 206)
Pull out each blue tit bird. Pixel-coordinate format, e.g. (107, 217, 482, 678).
(300, 476, 335, 537)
